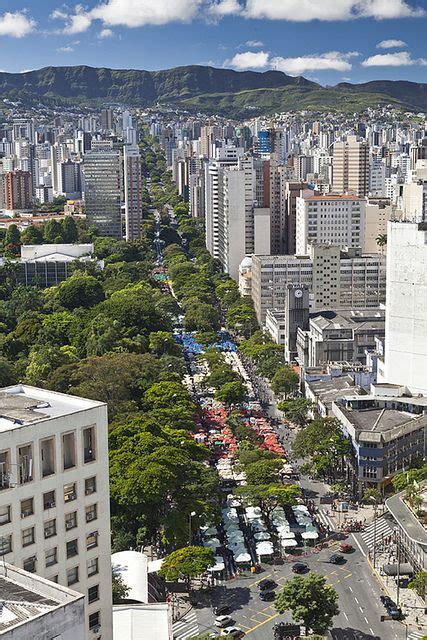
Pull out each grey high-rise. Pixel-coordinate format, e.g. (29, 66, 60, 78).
(83, 141, 122, 238)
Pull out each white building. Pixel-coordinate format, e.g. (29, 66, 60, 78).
(295, 191, 366, 255)
(0, 385, 112, 640)
(123, 144, 143, 241)
(0, 562, 85, 639)
(381, 221, 427, 394)
(363, 201, 395, 253)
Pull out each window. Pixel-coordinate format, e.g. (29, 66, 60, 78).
(45, 547, 57, 567)
(87, 557, 99, 577)
(22, 527, 35, 547)
(23, 556, 36, 573)
(83, 426, 96, 463)
(0, 505, 11, 526)
(40, 438, 55, 477)
(86, 504, 97, 523)
(67, 566, 79, 586)
(43, 490, 56, 510)
(0, 534, 12, 554)
(86, 531, 98, 550)
(48, 575, 58, 584)
(88, 584, 99, 604)
(21, 497, 34, 518)
(85, 476, 96, 496)
(64, 482, 77, 503)
(65, 511, 77, 531)
(63, 433, 76, 470)
(44, 519, 56, 539)
(89, 611, 100, 631)
(66, 539, 78, 559)
(0, 450, 10, 489)
(18, 445, 33, 484)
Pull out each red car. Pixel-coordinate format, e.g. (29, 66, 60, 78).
(339, 543, 354, 553)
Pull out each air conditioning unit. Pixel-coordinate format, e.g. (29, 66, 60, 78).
(86, 512, 95, 522)
(65, 521, 74, 530)
(45, 501, 55, 509)
(91, 625, 100, 633)
(21, 510, 32, 518)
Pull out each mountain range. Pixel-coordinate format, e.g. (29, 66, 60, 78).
(0, 65, 425, 116)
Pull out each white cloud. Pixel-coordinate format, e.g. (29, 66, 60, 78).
(376, 39, 407, 49)
(57, 45, 75, 53)
(91, 0, 202, 27)
(0, 11, 36, 37)
(362, 51, 427, 66)
(98, 28, 114, 38)
(208, 0, 242, 17)
(245, 39, 264, 47)
(272, 51, 359, 75)
(51, 4, 92, 34)
(227, 50, 270, 69)
(242, 0, 425, 21)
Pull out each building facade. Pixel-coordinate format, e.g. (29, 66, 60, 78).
(123, 144, 143, 241)
(332, 135, 369, 196)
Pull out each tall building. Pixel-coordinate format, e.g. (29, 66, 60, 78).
(123, 144, 143, 241)
(380, 221, 427, 394)
(3, 170, 32, 211)
(0, 384, 113, 639)
(295, 191, 366, 255)
(59, 160, 82, 199)
(333, 135, 369, 196)
(84, 141, 122, 238)
(100, 108, 114, 133)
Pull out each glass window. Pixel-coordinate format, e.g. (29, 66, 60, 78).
(18, 445, 33, 484)
(64, 482, 77, 503)
(0, 450, 10, 490)
(20, 497, 34, 518)
(43, 490, 56, 510)
(0, 505, 11, 526)
(62, 433, 76, 470)
(88, 584, 99, 604)
(45, 547, 57, 567)
(65, 511, 77, 531)
(40, 438, 55, 477)
(89, 612, 100, 630)
(86, 531, 98, 550)
(67, 566, 79, 586)
(44, 519, 56, 539)
(87, 557, 99, 577)
(66, 539, 78, 559)
(85, 504, 97, 523)
(85, 476, 96, 496)
(0, 534, 12, 554)
(22, 527, 35, 547)
(83, 426, 96, 463)
(23, 556, 36, 573)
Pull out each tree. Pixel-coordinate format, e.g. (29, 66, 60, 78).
(362, 488, 382, 506)
(408, 571, 426, 600)
(236, 483, 300, 526)
(21, 225, 43, 245)
(292, 417, 350, 481)
(149, 331, 181, 357)
(43, 219, 64, 243)
(207, 366, 239, 389)
(215, 380, 247, 407)
(0, 357, 17, 387)
(112, 568, 129, 603)
(158, 546, 214, 589)
(4, 224, 21, 256)
(56, 275, 105, 310)
(25, 345, 79, 386)
(271, 366, 299, 398)
(376, 234, 387, 252)
(144, 381, 196, 414)
(278, 398, 313, 426)
(274, 572, 339, 635)
(62, 216, 79, 243)
(245, 459, 282, 485)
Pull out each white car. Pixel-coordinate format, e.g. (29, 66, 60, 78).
(214, 615, 233, 628)
(222, 628, 245, 638)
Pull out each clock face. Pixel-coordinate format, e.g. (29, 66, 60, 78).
(294, 289, 303, 298)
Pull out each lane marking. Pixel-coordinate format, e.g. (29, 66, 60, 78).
(349, 586, 353, 592)
(351, 532, 366, 556)
(370, 629, 374, 635)
(364, 617, 369, 625)
(245, 612, 280, 635)
(248, 573, 273, 588)
(359, 606, 364, 613)
(344, 612, 349, 621)
(354, 597, 359, 604)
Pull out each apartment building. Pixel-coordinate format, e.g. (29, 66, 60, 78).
(295, 191, 366, 255)
(332, 135, 369, 196)
(250, 245, 386, 325)
(0, 385, 112, 640)
(123, 144, 143, 241)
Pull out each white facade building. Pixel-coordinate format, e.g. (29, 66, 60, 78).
(381, 222, 427, 394)
(295, 191, 366, 255)
(0, 385, 112, 640)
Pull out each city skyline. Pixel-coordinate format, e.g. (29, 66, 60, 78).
(0, 0, 426, 85)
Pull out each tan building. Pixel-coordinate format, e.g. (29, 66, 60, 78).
(3, 170, 32, 211)
(364, 200, 396, 253)
(332, 135, 369, 196)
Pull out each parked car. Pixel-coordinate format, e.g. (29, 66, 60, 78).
(259, 590, 276, 601)
(213, 605, 231, 616)
(329, 554, 345, 564)
(258, 579, 276, 590)
(222, 627, 245, 638)
(338, 543, 354, 553)
(215, 615, 233, 628)
(292, 562, 309, 574)
(380, 595, 396, 609)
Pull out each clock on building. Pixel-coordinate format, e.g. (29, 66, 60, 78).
(294, 289, 303, 298)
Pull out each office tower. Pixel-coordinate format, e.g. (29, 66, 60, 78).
(3, 170, 32, 211)
(12, 119, 35, 144)
(284, 181, 308, 254)
(123, 144, 143, 241)
(100, 108, 114, 133)
(83, 141, 122, 238)
(59, 160, 83, 199)
(295, 191, 366, 255)
(381, 221, 427, 394)
(332, 135, 369, 196)
(369, 157, 386, 197)
(0, 384, 113, 639)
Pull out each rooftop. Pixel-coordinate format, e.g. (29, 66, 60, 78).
(0, 385, 105, 432)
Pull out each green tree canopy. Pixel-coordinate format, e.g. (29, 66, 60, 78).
(215, 380, 248, 407)
(56, 275, 104, 310)
(158, 546, 214, 588)
(271, 366, 299, 398)
(278, 398, 313, 426)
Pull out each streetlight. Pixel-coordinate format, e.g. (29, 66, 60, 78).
(189, 511, 196, 545)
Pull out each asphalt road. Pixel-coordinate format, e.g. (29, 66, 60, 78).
(193, 541, 408, 640)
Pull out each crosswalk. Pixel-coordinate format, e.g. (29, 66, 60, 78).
(407, 631, 426, 640)
(316, 508, 336, 530)
(360, 514, 394, 551)
(172, 610, 199, 639)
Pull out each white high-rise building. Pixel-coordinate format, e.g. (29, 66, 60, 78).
(381, 221, 427, 394)
(123, 144, 143, 241)
(0, 385, 113, 640)
(295, 191, 366, 255)
(332, 135, 369, 196)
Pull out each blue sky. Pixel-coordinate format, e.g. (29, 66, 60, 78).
(0, 0, 426, 85)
